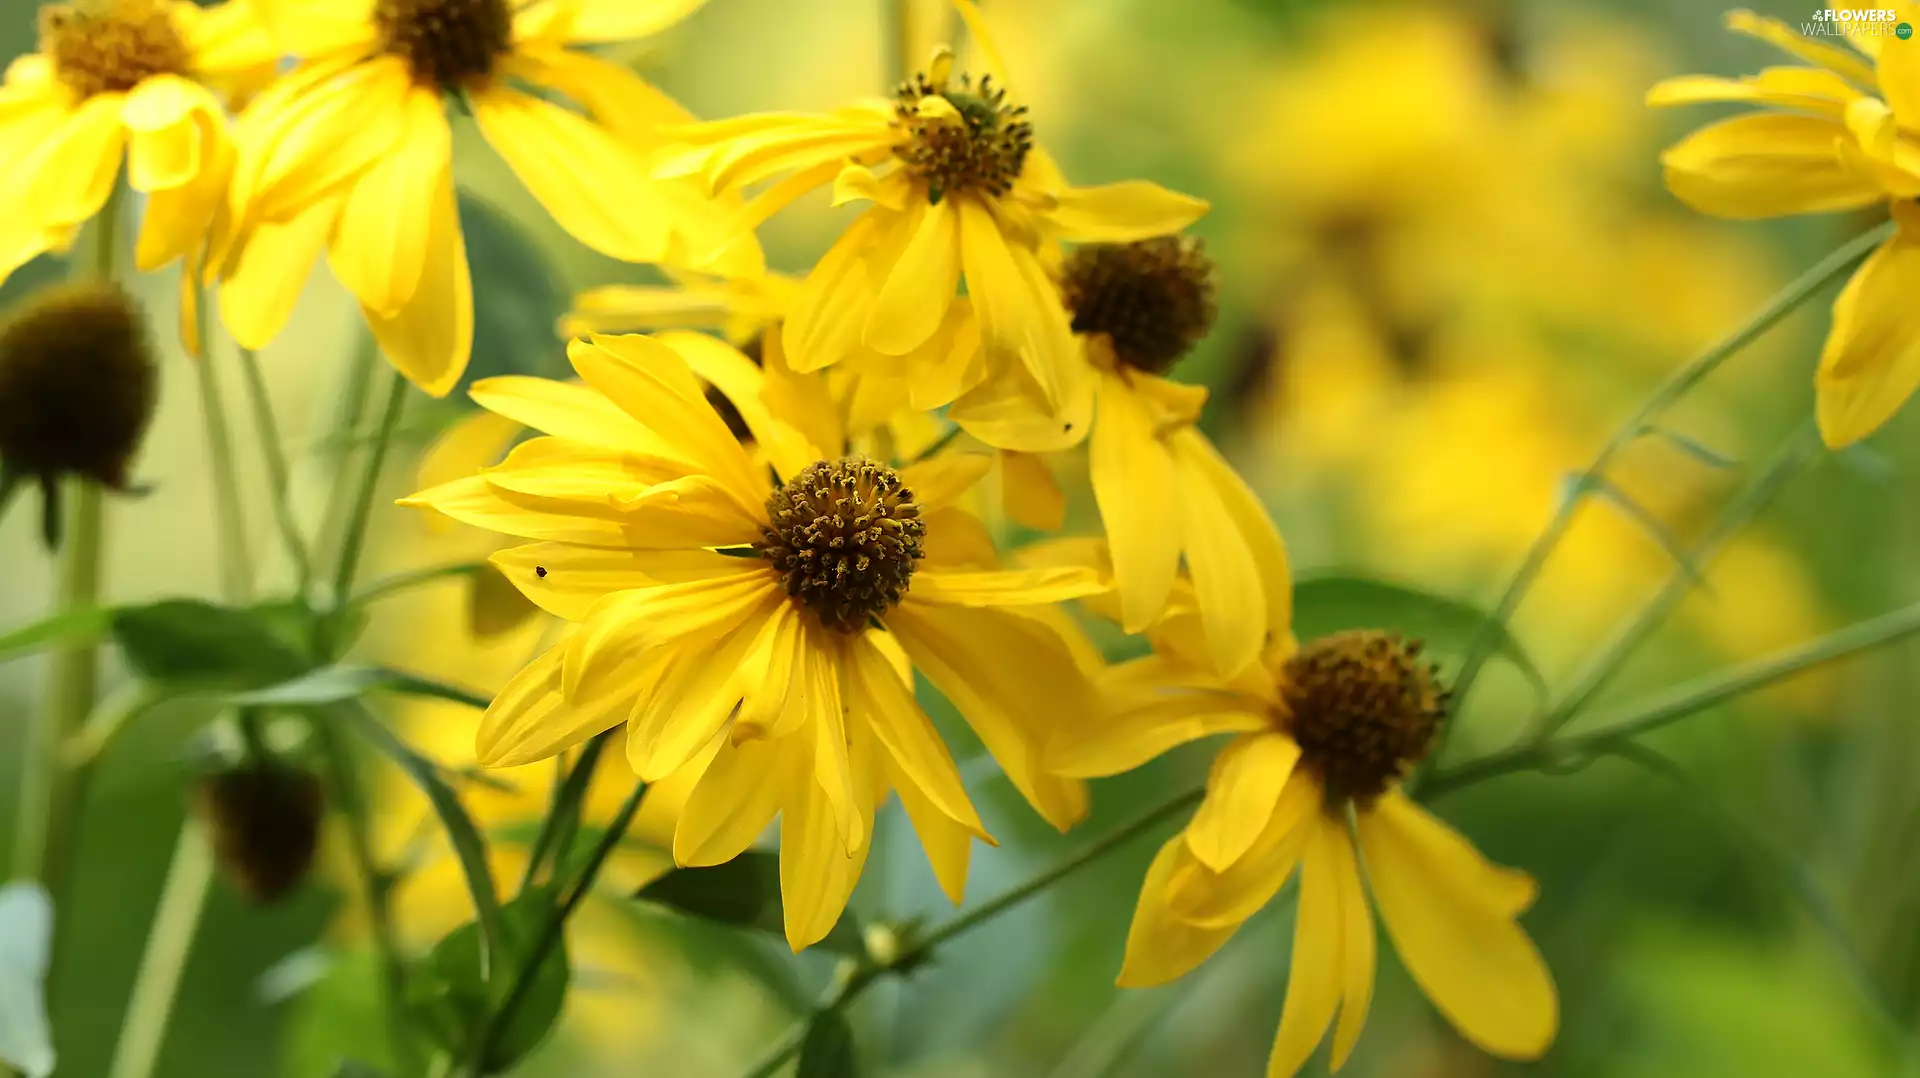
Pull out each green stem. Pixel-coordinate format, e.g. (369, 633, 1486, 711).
(468, 778, 649, 1075)
(518, 732, 610, 893)
(1430, 221, 1895, 773)
(315, 332, 380, 574)
(1530, 424, 1820, 738)
(739, 787, 1204, 1078)
(348, 561, 489, 610)
(104, 819, 215, 1078)
(235, 346, 314, 593)
(330, 369, 409, 632)
(1429, 597, 1920, 795)
(192, 332, 253, 603)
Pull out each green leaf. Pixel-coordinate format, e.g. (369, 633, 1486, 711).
(229, 665, 491, 711)
(634, 852, 866, 956)
(0, 883, 54, 1078)
(0, 606, 111, 666)
(328, 1062, 390, 1078)
(797, 1010, 857, 1078)
(110, 600, 312, 688)
(332, 703, 506, 983)
(455, 192, 568, 387)
(409, 892, 569, 1074)
(1291, 573, 1549, 700)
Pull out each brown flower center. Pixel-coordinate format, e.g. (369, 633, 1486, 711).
(1062, 237, 1217, 375)
(0, 282, 156, 493)
(756, 458, 925, 633)
(1281, 631, 1448, 807)
(893, 50, 1033, 202)
(38, 0, 190, 99)
(374, 0, 512, 89)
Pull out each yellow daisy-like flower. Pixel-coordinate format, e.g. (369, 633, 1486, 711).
(0, 0, 275, 283)
(657, 0, 1207, 437)
(215, 0, 752, 397)
(1651, 6, 1920, 447)
(401, 331, 1107, 948)
(1055, 630, 1557, 1076)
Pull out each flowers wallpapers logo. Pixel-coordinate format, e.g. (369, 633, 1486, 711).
(0, 2, 1915, 1077)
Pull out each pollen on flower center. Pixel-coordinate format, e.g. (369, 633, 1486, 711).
(756, 457, 926, 633)
(1062, 237, 1217, 375)
(1280, 630, 1448, 807)
(38, 0, 190, 99)
(375, 0, 513, 89)
(893, 52, 1034, 202)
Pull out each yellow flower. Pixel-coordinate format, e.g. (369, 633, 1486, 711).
(657, 0, 1207, 437)
(1056, 631, 1556, 1077)
(1651, 6, 1920, 447)
(213, 0, 753, 397)
(0, 0, 276, 284)
(401, 331, 1107, 949)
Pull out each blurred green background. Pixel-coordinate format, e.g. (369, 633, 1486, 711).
(4, 0, 1919, 1075)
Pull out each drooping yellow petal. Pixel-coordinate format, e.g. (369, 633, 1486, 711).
(121, 75, 213, 193)
(135, 107, 231, 271)
(1355, 792, 1556, 1061)
(1171, 428, 1293, 640)
(471, 86, 671, 263)
(476, 642, 639, 767)
(1044, 181, 1209, 243)
(887, 602, 1090, 831)
(1165, 771, 1316, 929)
(886, 754, 973, 904)
(1660, 113, 1882, 219)
(849, 634, 986, 837)
(780, 753, 871, 952)
(27, 92, 127, 227)
(565, 572, 777, 701)
(1646, 69, 1860, 116)
(623, 598, 782, 780)
(1049, 677, 1265, 778)
(360, 168, 472, 397)
(1266, 814, 1344, 1078)
(864, 196, 960, 356)
(730, 602, 804, 742)
(1000, 450, 1064, 530)
(1815, 230, 1920, 447)
(232, 56, 410, 228)
(1328, 830, 1376, 1072)
(1172, 430, 1267, 677)
(545, 0, 711, 46)
(1116, 836, 1242, 988)
(673, 733, 783, 867)
(326, 87, 449, 316)
(805, 625, 860, 854)
(1092, 374, 1180, 634)
(500, 43, 693, 140)
(218, 191, 340, 349)
(899, 451, 992, 509)
(907, 566, 1104, 607)
(1184, 733, 1300, 871)
(958, 196, 1070, 406)
(784, 208, 885, 373)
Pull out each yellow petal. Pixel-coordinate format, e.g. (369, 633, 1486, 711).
(1092, 374, 1179, 633)
(416, 409, 521, 490)
(887, 602, 1090, 831)
(1050, 682, 1265, 778)
(1877, 5, 1920, 124)
(832, 161, 910, 210)
(886, 754, 973, 904)
(1724, 9, 1879, 88)
(1816, 231, 1920, 447)
(654, 330, 822, 477)
(1170, 428, 1293, 651)
(1173, 430, 1267, 677)
(1646, 69, 1859, 116)
(1184, 733, 1300, 871)
(1660, 113, 1882, 219)
(1328, 829, 1377, 1072)
(471, 86, 671, 263)
(783, 208, 885, 373)
(1116, 836, 1241, 988)
(27, 92, 126, 227)
(234, 56, 410, 228)
(623, 599, 781, 780)
(1355, 792, 1556, 1060)
(1266, 815, 1343, 1078)
(1000, 450, 1063, 530)
(565, 572, 777, 701)
(1045, 182, 1209, 242)
(250, 0, 378, 55)
(499, 44, 693, 140)
(361, 168, 471, 397)
(476, 643, 635, 767)
(134, 107, 231, 271)
(899, 451, 992, 509)
(570, 334, 763, 503)
(780, 756, 871, 952)
(849, 634, 987, 837)
(805, 625, 860, 854)
(468, 375, 666, 456)
(729, 602, 804, 742)
(673, 733, 783, 866)
(957, 196, 1065, 405)
(907, 566, 1104, 607)
(1166, 772, 1316, 929)
(121, 75, 213, 192)
(217, 191, 339, 350)
(326, 88, 449, 316)
(864, 196, 960, 355)
(550, 0, 711, 45)
(490, 542, 751, 620)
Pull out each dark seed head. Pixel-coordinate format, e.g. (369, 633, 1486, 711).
(38, 0, 190, 99)
(1281, 630, 1448, 807)
(892, 50, 1033, 201)
(0, 282, 157, 493)
(374, 0, 512, 89)
(1062, 236, 1217, 375)
(196, 763, 325, 905)
(756, 457, 926, 633)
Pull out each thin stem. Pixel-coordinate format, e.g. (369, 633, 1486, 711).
(192, 326, 253, 602)
(1428, 221, 1895, 775)
(518, 732, 611, 893)
(235, 346, 314, 592)
(1531, 424, 1820, 738)
(330, 369, 409, 626)
(468, 778, 649, 1075)
(104, 819, 215, 1078)
(739, 787, 1204, 1078)
(349, 561, 489, 610)
(315, 332, 380, 574)
(1429, 597, 1920, 796)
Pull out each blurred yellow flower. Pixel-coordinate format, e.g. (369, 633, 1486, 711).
(1652, 6, 1920, 447)
(1056, 630, 1556, 1078)
(402, 331, 1107, 949)
(658, 0, 1206, 441)
(213, 0, 751, 396)
(0, 0, 275, 283)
